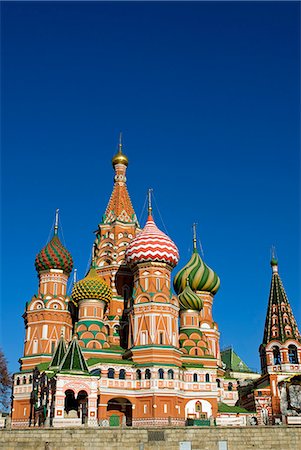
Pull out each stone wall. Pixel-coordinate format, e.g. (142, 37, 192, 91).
(0, 426, 300, 450)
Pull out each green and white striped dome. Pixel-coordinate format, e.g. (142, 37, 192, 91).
(174, 248, 220, 296)
(178, 280, 203, 311)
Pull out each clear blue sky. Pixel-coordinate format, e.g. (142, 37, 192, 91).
(1, 2, 300, 373)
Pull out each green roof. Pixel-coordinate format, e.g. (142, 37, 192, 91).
(49, 336, 67, 370)
(59, 336, 89, 374)
(221, 347, 252, 373)
(218, 402, 254, 414)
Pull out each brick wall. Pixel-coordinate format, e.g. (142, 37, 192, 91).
(0, 426, 300, 450)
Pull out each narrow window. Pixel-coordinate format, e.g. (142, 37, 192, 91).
(108, 368, 115, 379)
(136, 369, 141, 380)
(217, 378, 221, 388)
(228, 382, 233, 391)
(119, 369, 126, 380)
(144, 404, 147, 414)
(53, 283, 57, 295)
(43, 283, 47, 294)
(288, 345, 299, 364)
(164, 404, 167, 414)
(195, 348, 198, 356)
(158, 368, 164, 379)
(16, 377, 20, 385)
(23, 376, 26, 384)
(273, 346, 281, 365)
(193, 373, 198, 383)
(51, 341, 55, 353)
(205, 373, 210, 383)
(145, 369, 151, 380)
(191, 317, 194, 326)
(62, 284, 65, 295)
(168, 369, 174, 380)
(156, 278, 160, 290)
(159, 332, 164, 345)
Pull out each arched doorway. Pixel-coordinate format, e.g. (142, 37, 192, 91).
(107, 397, 132, 426)
(78, 390, 88, 424)
(64, 390, 78, 416)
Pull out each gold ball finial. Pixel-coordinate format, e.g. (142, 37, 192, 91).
(112, 132, 128, 167)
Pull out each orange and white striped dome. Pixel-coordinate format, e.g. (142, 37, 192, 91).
(125, 215, 179, 267)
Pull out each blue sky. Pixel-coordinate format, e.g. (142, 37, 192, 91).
(1, 1, 300, 373)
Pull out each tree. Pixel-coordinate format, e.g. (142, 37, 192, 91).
(0, 348, 12, 412)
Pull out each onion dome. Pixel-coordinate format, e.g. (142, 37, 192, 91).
(126, 214, 179, 268)
(71, 266, 112, 303)
(174, 224, 220, 295)
(174, 248, 220, 295)
(35, 211, 73, 275)
(179, 279, 203, 311)
(112, 133, 128, 167)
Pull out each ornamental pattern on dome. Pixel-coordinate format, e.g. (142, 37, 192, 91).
(125, 215, 179, 267)
(35, 235, 73, 275)
(72, 267, 112, 303)
(174, 249, 220, 296)
(178, 281, 203, 311)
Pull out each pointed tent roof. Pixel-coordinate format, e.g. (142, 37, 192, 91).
(262, 259, 301, 345)
(221, 347, 253, 373)
(48, 335, 67, 370)
(58, 335, 89, 374)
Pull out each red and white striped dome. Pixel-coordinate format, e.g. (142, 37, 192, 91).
(126, 215, 179, 267)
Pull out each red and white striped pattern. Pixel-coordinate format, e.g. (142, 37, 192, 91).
(126, 215, 179, 267)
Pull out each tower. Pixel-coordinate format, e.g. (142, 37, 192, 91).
(93, 135, 139, 347)
(125, 190, 181, 366)
(72, 261, 113, 351)
(21, 210, 74, 370)
(259, 256, 301, 374)
(173, 224, 221, 364)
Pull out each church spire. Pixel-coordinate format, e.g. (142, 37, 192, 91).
(262, 256, 301, 345)
(103, 135, 138, 225)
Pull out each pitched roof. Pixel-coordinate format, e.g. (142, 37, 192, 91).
(218, 402, 254, 414)
(262, 265, 301, 345)
(221, 347, 253, 373)
(58, 336, 89, 374)
(48, 336, 67, 370)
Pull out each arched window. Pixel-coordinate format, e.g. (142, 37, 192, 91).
(168, 369, 174, 380)
(193, 373, 198, 382)
(159, 332, 164, 345)
(145, 369, 151, 379)
(158, 368, 164, 379)
(23, 376, 27, 384)
(136, 369, 141, 380)
(29, 375, 32, 384)
(273, 346, 281, 365)
(205, 373, 210, 383)
(288, 345, 299, 364)
(16, 377, 20, 385)
(228, 382, 233, 391)
(216, 378, 221, 388)
(119, 369, 126, 380)
(108, 368, 115, 379)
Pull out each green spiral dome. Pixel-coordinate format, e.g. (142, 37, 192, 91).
(174, 249, 220, 296)
(178, 281, 203, 311)
(72, 267, 112, 303)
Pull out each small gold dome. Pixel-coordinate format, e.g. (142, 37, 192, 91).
(112, 148, 128, 167)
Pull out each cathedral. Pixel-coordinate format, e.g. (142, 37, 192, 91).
(11, 139, 301, 428)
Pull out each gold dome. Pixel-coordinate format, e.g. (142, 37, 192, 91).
(112, 149, 128, 167)
(112, 134, 128, 167)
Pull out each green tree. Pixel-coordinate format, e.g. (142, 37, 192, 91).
(0, 348, 12, 412)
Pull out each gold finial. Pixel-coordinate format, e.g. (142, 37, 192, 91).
(148, 188, 153, 216)
(54, 209, 59, 235)
(192, 223, 197, 251)
(112, 132, 128, 167)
